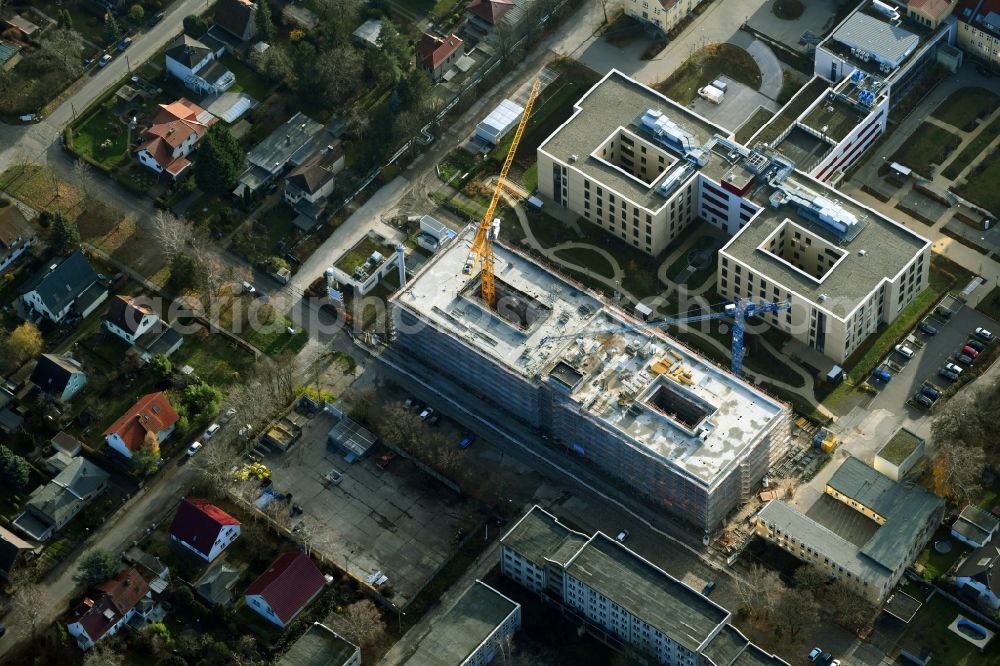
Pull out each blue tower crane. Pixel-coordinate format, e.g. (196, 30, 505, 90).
(541, 298, 792, 376)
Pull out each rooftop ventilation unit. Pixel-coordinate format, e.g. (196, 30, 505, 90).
(639, 109, 696, 154)
(871, 0, 901, 22)
(818, 294, 829, 302)
(569, 154, 578, 162)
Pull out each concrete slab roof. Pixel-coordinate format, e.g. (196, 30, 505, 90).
(500, 505, 587, 568)
(402, 581, 519, 666)
(831, 12, 920, 68)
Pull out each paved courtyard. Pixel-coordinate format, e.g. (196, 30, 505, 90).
(746, 0, 840, 53)
(265, 410, 485, 607)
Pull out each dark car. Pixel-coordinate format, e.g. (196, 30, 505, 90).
(957, 353, 975, 365)
(917, 321, 938, 335)
(148, 11, 165, 26)
(966, 339, 985, 353)
(702, 581, 716, 596)
(938, 368, 959, 381)
(459, 435, 475, 449)
(914, 394, 933, 408)
(921, 385, 941, 401)
(818, 653, 834, 666)
(935, 307, 953, 319)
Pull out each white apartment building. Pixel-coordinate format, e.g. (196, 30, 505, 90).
(501, 506, 788, 665)
(537, 69, 930, 363)
(625, 0, 706, 35)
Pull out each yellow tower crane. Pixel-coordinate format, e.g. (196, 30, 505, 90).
(463, 79, 541, 309)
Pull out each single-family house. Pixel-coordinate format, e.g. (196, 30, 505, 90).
(168, 498, 241, 563)
(30, 353, 88, 402)
(19, 251, 107, 323)
(103, 295, 160, 345)
(283, 142, 345, 219)
(124, 546, 171, 594)
(196, 562, 240, 607)
(67, 568, 151, 650)
(416, 33, 464, 82)
(0, 204, 36, 273)
(277, 623, 361, 666)
(12, 456, 110, 542)
(952, 505, 1000, 549)
(244, 552, 326, 627)
(467, 0, 515, 32)
(213, 0, 257, 42)
(0, 525, 37, 579)
(135, 99, 216, 179)
(165, 35, 234, 96)
(136, 322, 185, 362)
(103, 392, 178, 459)
(5, 14, 40, 39)
(235, 112, 323, 196)
(956, 527, 1000, 610)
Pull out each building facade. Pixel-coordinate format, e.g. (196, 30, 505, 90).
(957, 0, 1000, 67)
(624, 0, 706, 35)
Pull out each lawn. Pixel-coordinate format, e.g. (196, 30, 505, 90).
(220, 54, 274, 102)
(231, 202, 297, 266)
(170, 326, 257, 387)
(943, 112, 1000, 180)
(931, 87, 1000, 132)
(664, 234, 720, 283)
(70, 104, 130, 170)
(335, 235, 395, 275)
(239, 310, 309, 357)
(552, 246, 615, 279)
(0, 165, 85, 218)
(522, 163, 538, 193)
(956, 144, 1000, 214)
(977, 285, 1000, 322)
(889, 122, 961, 176)
(915, 529, 969, 581)
(901, 594, 1000, 665)
(33, 0, 108, 47)
(655, 43, 762, 105)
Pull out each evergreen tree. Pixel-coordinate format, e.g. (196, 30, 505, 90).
(194, 125, 244, 195)
(255, 0, 275, 43)
(104, 13, 121, 46)
(47, 211, 81, 253)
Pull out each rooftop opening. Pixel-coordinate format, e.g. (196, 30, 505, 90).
(549, 361, 585, 391)
(759, 220, 847, 283)
(592, 127, 676, 187)
(462, 275, 551, 331)
(644, 380, 716, 433)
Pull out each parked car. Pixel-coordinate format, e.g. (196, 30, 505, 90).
(221, 407, 237, 423)
(427, 414, 441, 426)
(957, 353, 975, 365)
(920, 385, 940, 401)
(917, 321, 938, 335)
(403, 398, 417, 410)
(935, 307, 953, 319)
(459, 435, 476, 449)
(938, 368, 959, 381)
(702, 581, 716, 596)
(962, 345, 980, 358)
(203, 423, 220, 440)
(808, 648, 822, 662)
(117, 37, 132, 52)
(186, 441, 203, 457)
(818, 652, 833, 666)
(241, 281, 256, 294)
(966, 339, 985, 353)
(98, 54, 112, 67)
(872, 368, 891, 383)
(975, 326, 994, 341)
(615, 530, 629, 542)
(914, 394, 934, 408)
(419, 407, 435, 421)
(894, 344, 915, 359)
(945, 362, 964, 374)
(376, 452, 396, 469)
(830, 660, 841, 666)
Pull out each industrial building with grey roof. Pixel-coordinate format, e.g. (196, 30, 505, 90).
(754, 456, 943, 602)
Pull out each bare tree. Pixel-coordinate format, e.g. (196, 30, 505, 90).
(73, 158, 94, 203)
(151, 210, 193, 259)
(772, 588, 820, 638)
(932, 443, 986, 503)
(734, 563, 783, 623)
(792, 564, 829, 592)
(325, 599, 387, 648)
(828, 580, 876, 634)
(82, 641, 127, 666)
(8, 567, 43, 637)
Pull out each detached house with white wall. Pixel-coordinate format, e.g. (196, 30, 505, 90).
(68, 568, 151, 650)
(165, 35, 234, 96)
(30, 353, 87, 402)
(136, 99, 216, 179)
(19, 251, 107, 323)
(168, 499, 241, 563)
(245, 552, 326, 627)
(103, 295, 160, 345)
(0, 205, 36, 274)
(103, 392, 178, 459)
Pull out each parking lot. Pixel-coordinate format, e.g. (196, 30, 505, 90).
(867, 300, 997, 418)
(264, 410, 486, 607)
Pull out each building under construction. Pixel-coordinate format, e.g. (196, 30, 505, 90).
(389, 229, 791, 531)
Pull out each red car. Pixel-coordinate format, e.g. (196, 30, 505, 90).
(962, 345, 980, 358)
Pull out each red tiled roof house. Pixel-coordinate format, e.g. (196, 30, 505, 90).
(67, 568, 151, 650)
(103, 392, 178, 459)
(244, 552, 326, 627)
(416, 32, 464, 82)
(169, 498, 241, 563)
(135, 99, 217, 179)
(467, 0, 515, 28)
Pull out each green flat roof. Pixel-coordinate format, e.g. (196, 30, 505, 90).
(877, 428, 922, 466)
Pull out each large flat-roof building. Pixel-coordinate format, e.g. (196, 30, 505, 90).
(536, 69, 931, 363)
(956, 0, 1000, 68)
(753, 457, 943, 602)
(399, 581, 521, 666)
(390, 227, 791, 531)
(501, 506, 788, 665)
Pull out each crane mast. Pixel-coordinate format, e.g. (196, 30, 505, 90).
(464, 79, 541, 309)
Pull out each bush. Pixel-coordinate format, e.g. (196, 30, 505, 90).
(182, 381, 222, 416)
(183, 14, 208, 37)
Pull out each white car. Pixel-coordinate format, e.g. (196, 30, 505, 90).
(975, 326, 994, 341)
(98, 54, 112, 67)
(894, 344, 915, 359)
(241, 281, 256, 295)
(419, 407, 435, 421)
(808, 648, 822, 662)
(221, 407, 237, 423)
(616, 530, 629, 542)
(203, 423, 220, 440)
(186, 441, 203, 457)
(945, 362, 964, 374)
